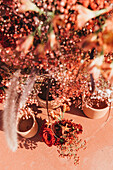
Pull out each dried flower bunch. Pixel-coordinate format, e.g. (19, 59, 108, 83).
(0, 0, 113, 159)
(40, 109, 86, 165)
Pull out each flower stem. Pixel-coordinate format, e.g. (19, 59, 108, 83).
(94, 6, 111, 18)
(46, 78, 51, 123)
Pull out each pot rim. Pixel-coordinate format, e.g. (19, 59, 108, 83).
(84, 103, 109, 111)
(17, 113, 36, 134)
(37, 95, 62, 109)
(37, 95, 58, 104)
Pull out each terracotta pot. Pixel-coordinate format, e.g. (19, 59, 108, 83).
(83, 104, 109, 119)
(37, 95, 61, 109)
(37, 78, 62, 109)
(17, 113, 38, 138)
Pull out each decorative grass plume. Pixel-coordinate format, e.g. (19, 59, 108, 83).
(3, 70, 20, 152)
(3, 70, 36, 151)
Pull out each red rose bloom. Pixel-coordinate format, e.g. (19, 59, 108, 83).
(42, 128, 55, 147)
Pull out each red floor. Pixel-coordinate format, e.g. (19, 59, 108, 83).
(0, 104, 113, 170)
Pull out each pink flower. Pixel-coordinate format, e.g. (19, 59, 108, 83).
(17, 0, 43, 13)
(108, 66, 113, 85)
(78, 33, 99, 51)
(88, 55, 104, 80)
(48, 31, 59, 50)
(101, 62, 113, 85)
(52, 15, 65, 33)
(76, 4, 112, 28)
(16, 34, 34, 54)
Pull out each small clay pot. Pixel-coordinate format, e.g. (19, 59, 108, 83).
(83, 104, 109, 119)
(37, 95, 61, 109)
(17, 113, 38, 138)
(37, 78, 61, 109)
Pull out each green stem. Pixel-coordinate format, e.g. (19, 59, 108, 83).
(35, 6, 54, 17)
(32, 24, 42, 37)
(47, 11, 55, 18)
(94, 8, 108, 17)
(35, 7, 45, 15)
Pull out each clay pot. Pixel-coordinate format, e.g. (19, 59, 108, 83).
(37, 95, 61, 109)
(83, 104, 109, 119)
(37, 78, 62, 109)
(17, 113, 38, 138)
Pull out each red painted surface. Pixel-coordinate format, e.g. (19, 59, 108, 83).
(0, 105, 113, 170)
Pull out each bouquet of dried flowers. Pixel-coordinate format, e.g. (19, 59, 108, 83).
(40, 109, 86, 165)
(1, 0, 113, 153)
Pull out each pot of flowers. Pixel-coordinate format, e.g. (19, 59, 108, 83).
(83, 97, 109, 119)
(37, 94, 61, 109)
(40, 109, 86, 165)
(36, 77, 62, 109)
(78, 67, 112, 119)
(17, 108, 38, 138)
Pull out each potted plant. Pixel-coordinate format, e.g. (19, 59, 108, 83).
(36, 77, 62, 109)
(81, 54, 113, 119)
(81, 72, 112, 119)
(17, 107, 38, 138)
(82, 94, 109, 119)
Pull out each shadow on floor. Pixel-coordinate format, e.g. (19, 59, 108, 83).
(0, 108, 44, 150)
(67, 104, 87, 118)
(18, 117, 45, 150)
(0, 110, 3, 131)
(29, 104, 42, 114)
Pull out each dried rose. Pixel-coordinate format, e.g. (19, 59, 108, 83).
(16, 34, 34, 54)
(42, 128, 55, 147)
(88, 55, 104, 80)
